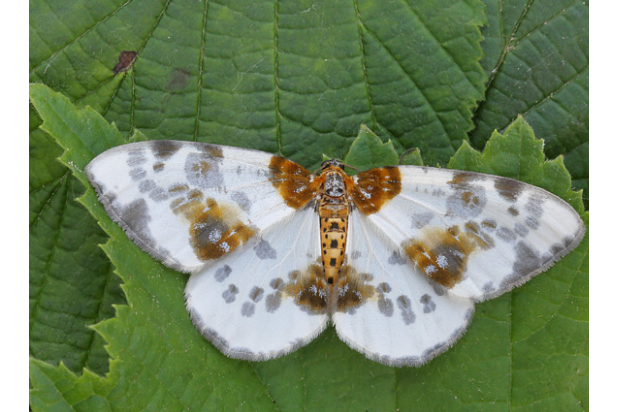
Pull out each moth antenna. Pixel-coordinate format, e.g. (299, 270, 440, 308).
(317, 159, 360, 174)
(338, 162, 360, 172)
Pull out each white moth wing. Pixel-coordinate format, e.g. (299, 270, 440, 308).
(186, 202, 329, 360)
(362, 166, 586, 301)
(333, 210, 474, 366)
(85, 141, 294, 273)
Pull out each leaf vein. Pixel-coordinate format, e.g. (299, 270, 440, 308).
(194, 0, 210, 142)
(519, 63, 588, 119)
(274, 0, 283, 156)
(30, 176, 70, 336)
(511, 0, 584, 48)
(359, 25, 450, 140)
(352, 0, 377, 130)
(30, 0, 135, 75)
(400, 0, 481, 90)
(81, 263, 115, 371)
(29, 172, 69, 229)
(484, 0, 535, 93)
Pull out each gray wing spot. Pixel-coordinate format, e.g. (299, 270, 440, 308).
(185, 152, 224, 190)
(446, 185, 487, 219)
(265, 292, 282, 313)
(525, 197, 544, 218)
(137, 179, 168, 202)
(396, 295, 416, 325)
(139, 179, 155, 192)
(118, 198, 155, 245)
(241, 302, 255, 317)
(501, 241, 542, 287)
(431, 188, 446, 197)
(254, 239, 277, 260)
(482, 282, 496, 294)
(231, 191, 252, 212)
(270, 278, 283, 290)
(514, 223, 529, 237)
(249, 286, 264, 303)
(377, 294, 394, 317)
(215, 265, 232, 282)
(127, 149, 147, 167)
(150, 140, 181, 159)
(525, 216, 540, 230)
(222, 284, 239, 303)
(149, 186, 169, 202)
(378, 282, 392, 293)
(351, 250, 362, 260)
(493, 176, 523, 202)
(420, 294, 436, 313)
(411, 212, 434, 229)
(496, 227, 516, 243)
(129, 167, 147, 181)
(387, 251, 407, 265)
(512, 241, 541, 275)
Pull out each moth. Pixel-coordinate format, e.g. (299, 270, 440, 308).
(85, 140, 585, 366)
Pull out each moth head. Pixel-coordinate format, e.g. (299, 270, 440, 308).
(319, 159, 359, 173)
(320, 158, 345, 171)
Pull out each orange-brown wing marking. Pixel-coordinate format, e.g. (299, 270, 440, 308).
(350, 166, 402, 214)
(171, 190, 255, 261)
(269, 156, 322, 209)
(282, 264, 330, 314)
(334, 266, 376, 312)
(402, 225, 492, 288)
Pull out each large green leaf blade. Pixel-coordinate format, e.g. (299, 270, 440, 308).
(30, 0, 487, 167)
(356, 0, 486, 165)
(30, 85, 586, 411)
(474, 0, 588, 202)
(30, 0, 587, 407)
(29, 104, 125, 377)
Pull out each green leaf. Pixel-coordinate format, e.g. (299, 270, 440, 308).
(343, 125, 399, 171)
(474, 0, 588, 203)
(30, 85, 587, 411)
(30, 358, 113, 412)
(30, 0, 587, 408)
(342, 125, 424, 171)
(30, 0, 486, 167)
(29, 104, 125, 377)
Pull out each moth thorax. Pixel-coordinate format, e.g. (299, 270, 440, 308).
(324, 172, 345, 198)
